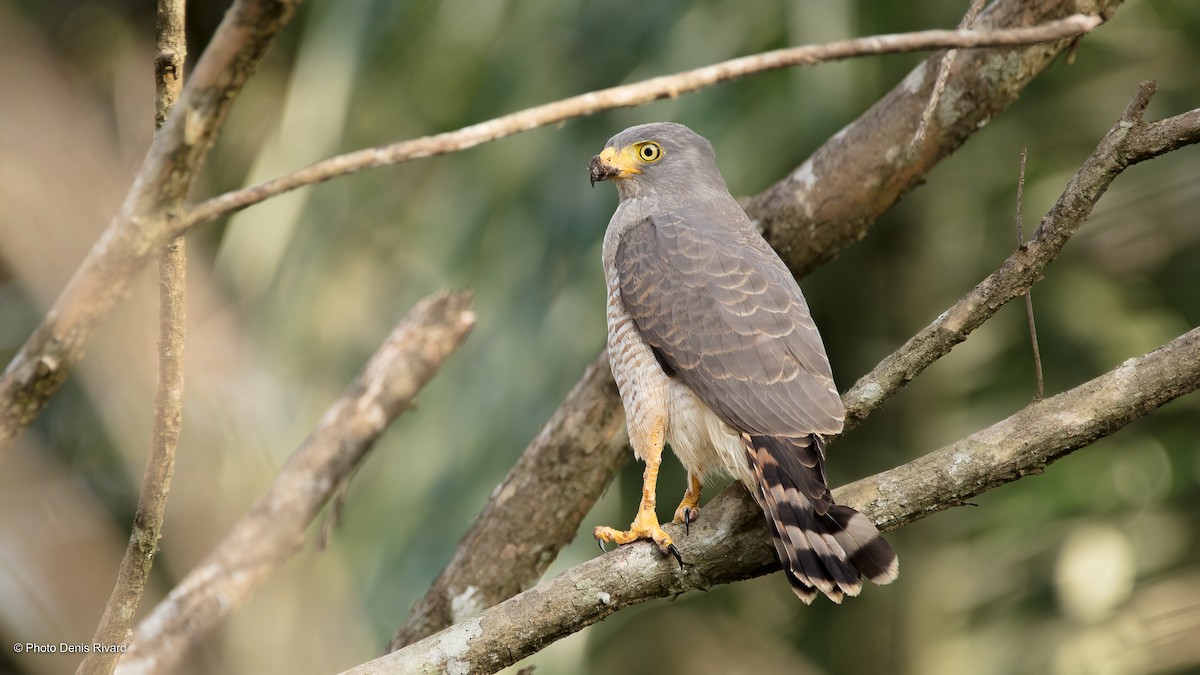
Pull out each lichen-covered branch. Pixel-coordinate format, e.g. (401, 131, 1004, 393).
(115, 291, 476, 675)
(351, 325, 1200, 675)
(0, 0, 300, 452)
(843, 82, 1200, 429)
(746, 0, 1126, 278)
(388, 0, 1128, 648)
(77, 4, 189, 673)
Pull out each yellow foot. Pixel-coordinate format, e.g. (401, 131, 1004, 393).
(672, 503, 699, 534)
(594, 512, 683, 568)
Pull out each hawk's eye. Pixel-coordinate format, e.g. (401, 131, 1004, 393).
(636, 142, 663, 163)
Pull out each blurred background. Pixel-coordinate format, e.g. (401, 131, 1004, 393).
(1, 1, 1198, 673)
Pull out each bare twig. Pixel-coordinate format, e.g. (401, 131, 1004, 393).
(843, 82, 1200, 429)
(0, 0, 300, 453)
(388, 2, 1126, 647)
(115, 291, 476, 675)
(350, 325, 1200, 675)
(184, 14, 1102, 229)
(913, 0, 987, 147)
(77, 4, 188, 673)
(1014, 147, 1045, 400)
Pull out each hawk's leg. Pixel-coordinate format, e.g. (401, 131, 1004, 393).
(672, 471, 703, 534)
(593, 423, 680, 565)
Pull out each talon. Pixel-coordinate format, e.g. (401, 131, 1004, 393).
(684, 507, 693, 536)
(598, 538, 611, 554)
(667, 543, 684, 570)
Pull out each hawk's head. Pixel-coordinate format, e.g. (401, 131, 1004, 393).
(589, 122, 728, 200)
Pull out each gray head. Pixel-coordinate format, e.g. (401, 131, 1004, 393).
(588, 122, 728, 201)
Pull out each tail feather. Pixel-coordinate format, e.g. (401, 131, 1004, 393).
(746, 434, 899, 603)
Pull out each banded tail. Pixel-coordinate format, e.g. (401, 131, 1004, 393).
(746, 434, 898, 603)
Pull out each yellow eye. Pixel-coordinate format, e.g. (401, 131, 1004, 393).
(636, 142, 663, 163)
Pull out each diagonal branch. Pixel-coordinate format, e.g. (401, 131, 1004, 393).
(843, 82, 1200, 429)
(115, 291, 476, 675)
(388, 0, 1127, 648)
(0, 0, 300, 453)
(184, 14, 1101, 228)
(352, 325, 1200, 675)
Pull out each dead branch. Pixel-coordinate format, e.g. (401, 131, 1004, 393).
(185, 14, 1101, 229)
(114, 291, 476, 675)
(352, 324, 1200, 675)
(0, 0, 300, 452)
(913, 0, 987, 146)
(388, 0, 1126, 648)
(77, 4, 189, 673)
(842, 82, 1200, 429)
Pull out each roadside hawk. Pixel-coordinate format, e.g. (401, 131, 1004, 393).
(588, 122, 898, 603)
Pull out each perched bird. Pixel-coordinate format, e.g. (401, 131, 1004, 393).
(588, 122, 898, 603)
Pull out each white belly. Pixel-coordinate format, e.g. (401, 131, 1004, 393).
(666, 378, 756, 489)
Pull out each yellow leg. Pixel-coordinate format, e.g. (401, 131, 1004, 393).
(594, 423, 679, 563)
(672, 471, 703, 532)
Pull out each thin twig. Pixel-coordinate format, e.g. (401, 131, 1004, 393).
(1015, 147, 1045, 400)
(913, 0, 987, 147)
(0, 0, 300, 454)
(183, 14, 1103, 229)
(350, 326, 1200, 675)
(116, 291, 476, 675)
(76, 3, 187, 673)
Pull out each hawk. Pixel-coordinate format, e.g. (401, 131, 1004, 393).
(588, 122, 898, 603)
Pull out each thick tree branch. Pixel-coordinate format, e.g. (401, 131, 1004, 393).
(78, 4, 188, 673)
(184, 14, 1101, 229)
(115, 291, 476, 675)
(389, 0, 1127, 648)
(0, 0, 300, 453)
(353, 325, 1200, 675)
(746, 0, 1125, 277)
(843, 82, 1200, 429)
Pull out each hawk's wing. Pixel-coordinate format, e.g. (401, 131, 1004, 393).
(616, 212, 844, 437)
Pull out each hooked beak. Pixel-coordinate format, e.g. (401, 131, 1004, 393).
(588, 146, 640, 187)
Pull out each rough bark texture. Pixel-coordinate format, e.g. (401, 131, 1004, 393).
(0, 0, 301, 451)
(747, 0, 1125, 278)
(115, 291, 475, 675)
(355, 326, 1200, 675)
(387, 0, 1127, 649)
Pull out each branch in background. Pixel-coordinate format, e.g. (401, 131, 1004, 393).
(842, 82, 1200, 430)
(0, 0, 300, 453)
(77, 3, 189, 673)
(912, 0, 987, 147)
(115, 291, 476, 675)
(352, 326, 1200, 675)
(746, 0, 1125, 278)
(388, 354, 628, 650)
(388, 0, 1126, 647)
(184, 14, 1102, 228)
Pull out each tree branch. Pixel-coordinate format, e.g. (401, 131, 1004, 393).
(77, 4, 188, 673)
(351, 325, 1200, 675)
(0, 0, 300, 453)
(746, 0, 1125, 277)
(388, 0, 1127, 648)
(183, 14, 1101, 229)
(115, 291, 476, 675)
(843, 81, 1200, 429)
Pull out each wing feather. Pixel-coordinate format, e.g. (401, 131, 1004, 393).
(616, 212, 844, 437)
